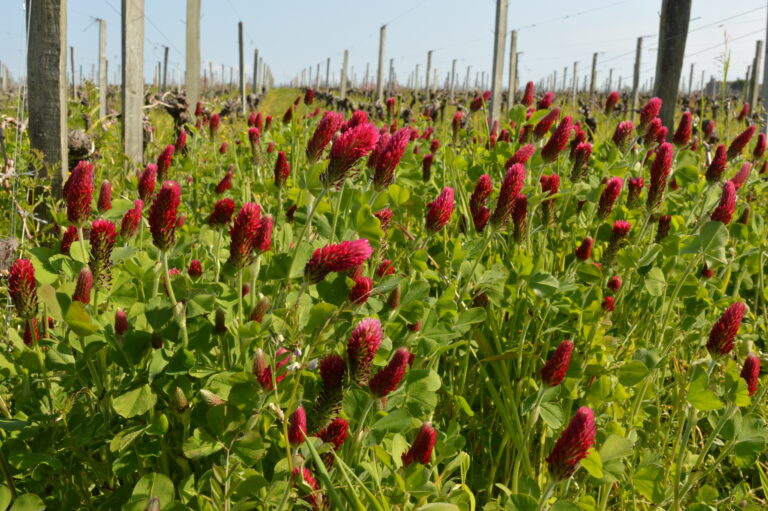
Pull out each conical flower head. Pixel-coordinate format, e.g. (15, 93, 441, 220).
(512, 194, 528, 243)
(348, 276, 373, 305)
(148, 181, 181, 252)
(253, 215, 273, 253)
(672, 111, 692, 147)
(740, 354, 760, 397)
(321, 122, 379, 188)
(304, 239, 373, 284)
(115, 309, 129, 336)
(729, 162, 751, 192)
(710, 181, 736, 225)
(706, 302, 746, 357)
(541, 116, 573, 162)
(727, 125, 757, 159)
(340, 109, 369, 132)
(604, 91, 619, 113)
(347, 317, 383, 385)
(505, 144, 536, 167)
(646, 142, 673, 209)
(546, 406, 596, 480)
(156, 145, 175, 181)
(533, 108, 561, 139)
(541, 340, 574, 387)
(89, 219, 117, 288)
(63, 160, 93, 226)
(643, 117, 663, 146)
(317, 417, 349, 451)
(575, 237, 593, 261)
(8, 259, 37, 319)
(753, 133, 766, 159)
(491, 164, 526, 227)
(310, 353, 347, 432)
(292, 466, 323, 510)
(97, 180, 112, 212)
(656, 215, 671, 242)
(61, 226, 79, 255)
(215, 171, 233, 195)
(537, 91, 554, 110)
(570, 142, 593, 182)
(425, 187, 455, 233)
(369, 347, 411, 397)
(612, 120, 634, 149)
(175, 129, 187, 153)
(402, 422, 438, 466)
(598, 177, 623, 219)
(626, 177, 644, 208)
(138, 164, 157, 203)
(72, 267, 93, 304)
(209, 198, 236, 227)
(228, 203, 262, 269)
(639, 97, 662, 130)
(288, 406, 307, 445)
(120, 199, 143, 239)
(274, 150, 291, 188)
(521, 81, 535, 106)
(373, 128, 410, 191)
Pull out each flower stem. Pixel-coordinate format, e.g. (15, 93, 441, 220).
(161, 251, 189, 349)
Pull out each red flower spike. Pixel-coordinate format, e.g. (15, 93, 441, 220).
(534, 108, 561, 139)
(546, 406, 596, 480)
(539, 174, 560, 225)
(541, 340, 574, 387)
(321, 122, 380, 188)
(304, 239, 373, 284)
(310, 354, 347, 432)
(254, 348, 291, 390)
(89, 219, 117, 288)
(156, 144, 175, 182)
(425, 187, 455, 233)
(402, 422, 438, 466)
(23, 318, 40, 346)
(341, 110, 369, 133)
(575, 237, 594, 261)
(120, 199, 143, 239)
(370, 347, 411, 397)
(605, 91, 619, 114)
(656, 215, 672, 242)
(597, 177, 624, 219)
(228, 203, 262, 269)
(512, 194, 528, 243)
(209, 198, 236, 227)
(753, 133, 766, 159)
(612, 120, 634, 149)
(372, 128, 410, 191)
(61, 225, 79, 255)
(347, 317, 383, 385)
(570, 142, 593, 182)
(304, 88, 315, 105)
(643, 117, 663, 146)
(506, 144, 536, 168)
(707, 302, 746, 357)
(348, 276, 373, 305)
(174, 130, 187, 153)
(607, 276, 622, 292)
(537, 91, 554, 110)
(727, 125, 757, 160)
(375, 260, 395, 278)
(254, 215, 273, 253)
(521, 81, 535, 107)
(97, 180, 112, 212)
(626, 177, 644, 208)
(711, 181, 736, 225)
(647, 142, 674, 209)
(740, 354, 760, 397)
(187, 259, 203, 279)
(706, 145, 728, 182)
(215, 171, 233, 195)
(115, 309, 129, 336)
(138, 164, 157, 203)
(288, 406, 307, 445)
(63, 160, 93, 226)
(422, 153, 434, 182)
(601, 220, 631, 267)
(9, 259, 38, 319)
(541, 116, 573, 162)
(470, 174, 493, 233)
(374, 208, 393, 230)
(672, 111, 692, 147)
(72, 267, 93, 304)
(639, 97, 662, 130)
(274, 151, 290, 188)
(148, 181, 181, 252)
(491, 164, 526, 227)
(738, 103, 750, 122)
(292, 467, 323, 509)
(729, 162, 752, 191)
(209, 113, 220, 138)
(317, 417, 349, 451)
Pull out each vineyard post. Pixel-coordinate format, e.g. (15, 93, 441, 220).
(763, 1, 768, 132)
(70, 46, 76, 99)
(562, 66, 567, 92)
(341, 49, 349, 99)
(26, 0, 68, 201)
(489, 0, 507, 125)
(507, 29, 517, 108)
(98, 18, 107, 119)
(450, 59, 457, 101)
(589, 52, 597, 96)
(608, 68, 613, 92)
(122, 0, 145, 167)
(238, 22, 245, 113)
(162, 46, 169, 90)
(687, 62, 694, 96)
(750, 40, 763, 110)
(426, 50, 433, 101)
(325, 57, 330, 90)
(252, 49, 258, 94)
(652, 0, 692, 133)
(315, 62, 320, 90)
(631, 36, 642, 121)
(571, 61, 578, 104)
(186, 0, 201, 116)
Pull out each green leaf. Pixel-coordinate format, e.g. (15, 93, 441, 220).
(643, 267, 666, 297)
(540, 401, 564, 429)
(371, 409, 415, 432)
(69, 239, 90, 264)
(388, 184, 410, 206)
(576, 262, 603, 284)
(64, 300, 99, 337)
(698, 220, 729, 266)
(528, 272, 559, 298)
(355, 205, 385, 244)
(618, 360, 649, 386)
(634, 464, 665, 504)
(688, 366, 723, 411)
(599, 434, 634, 461)
(9, 494, 45, 511)
(0, 486, 11, 511)
(580, 449, 603, 478)
(506, 493, 538, 511)
(404, 370, 441, 412)
(127, 473, 174, 511)
(38, 284, 63, 321)
(182, 428, 222, 459)
(112, 384, 157, 418)
(418, 504, 460, 511)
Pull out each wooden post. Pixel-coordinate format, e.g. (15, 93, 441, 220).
(571, 61, 578, 102)
(376, 25, 386, 102)
(70, 46, 76, 98)
(388, 59, 394, 94)
(238, 21, 245, 114)
(122, 0, 144, 166)
(426, 50, 433, 100)
(450, 59, 457, 101)
(340, 49, 349, 99)
(325, 57, 330, 90)
(98, 18, 107, 119)
(186, 0, 200, 116)
(465, 65, 471, 91)
(687, 62, 694, 96)
(608, 68, 613, 91)
(507, 30, 518, 107)
(750, 40, 763, 109)
(27, 0, 68, 199)
(489, 0, 508, 124)
(252, 49, 259, 94)
(589, 52, 598, 96)
(562, 66, 567, 92)
(162, 45, 169, 90)
(415, 64, 420, 90)
(653, 0, 692, 133)
(631, 37, 642, 120)
(315, 62, 320, 89)
(763, 1, 768, 132)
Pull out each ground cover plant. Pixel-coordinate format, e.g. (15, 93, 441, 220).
(1, 83, 767, 510)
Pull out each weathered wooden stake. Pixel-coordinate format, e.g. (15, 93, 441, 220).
(122, 0, 144, 166)
(186, 0, 201, 115)
(238, 22, 245, 113)
(98, 18, 107, 118)
(763, 1, 768, 132)
(750, 40, 763, 109)
(341, 49, 349, 99)
(252, 49, 259, 93)
(450, 59, 457, 101)
(507, 30, 517, 108)
(571, 61, 578, 101)
(325, 57, 330, 90)
(631, 36, 642, 120)
(488, 0, 507, 124)
(70, 46, 76, 98)
(27, 0, 68, 199)
(652, 0, 692, 133)
(426, 50, 433, 100)
(687, 62, 694, 96)
(589, 52, 598, 96)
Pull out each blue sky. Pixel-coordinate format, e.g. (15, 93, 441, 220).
(2, 0, 766, 91)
